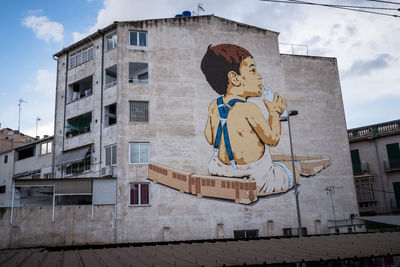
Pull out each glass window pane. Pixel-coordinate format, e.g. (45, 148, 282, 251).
(130, 32, 137, 46)
(140, 143, 149, 163)
(47, 142, 52, 153)
(88, 47, 93, 59)
(105, 147, 111, 166)
(82, 49, 88, 62)
(139, 32, 146, 46)
(130, 184, 139, 205)
(140, 184, 149, 204)
(70, 55, 76, 68)
(76, 52, 82, 65)
(130, 143, 140, 163)
(112, 145, 117, 165)
(41, 144, 47, 155)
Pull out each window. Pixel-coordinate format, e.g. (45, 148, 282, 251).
(0, 185, 5, 194)
(31, 170, 41, 179)
(65, 156, 91, 176)
(66, 113, 92, 138)
(351, 149, 362, 175)
(129, 101, 149, 122)
(355, 177, 375, 202)
(386, 143, 400, 169)
(105, 33, 117, 51)
(393, 182, 400, 209)
(129, 31, 147, 47)
(129, 62, 149, 83)
(283, 228, 292, 237)
(40, 141, 52, 155)
(17, 146, 35, 160)
(4, 155, 8, 163)
(105, 65, 117, 88)
(129, 143, 149, 164)
(105, 144, 117, 166)
(67, 75, 93, 103)
(104, 103, 117, 126)
(129, 183, 150, 205)
(69, 46, 94, 69)
(233, 230, 259, 239)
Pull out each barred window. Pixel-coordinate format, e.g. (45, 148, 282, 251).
(355, 177, 375, 202)
(129, 101, 148, 122)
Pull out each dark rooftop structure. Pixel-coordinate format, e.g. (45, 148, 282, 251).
(0, 232, 399, 266)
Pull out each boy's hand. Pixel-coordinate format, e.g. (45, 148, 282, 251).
(263, 93, 286, 115)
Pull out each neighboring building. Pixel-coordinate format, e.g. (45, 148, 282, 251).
(0, 136, 53, 207)
(1, 15, 360, 248)
(0, 128, 37, 153)
(348, 120, 400, 216)
(0, 150, 14, 207)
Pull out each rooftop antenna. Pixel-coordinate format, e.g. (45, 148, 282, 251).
(36, 117, 41, 138)
(17, 98, 28, 132)
(193, 3, 205, 15)
(325, 185, 343, 233)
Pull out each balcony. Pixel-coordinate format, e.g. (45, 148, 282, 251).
(384, 159, 400, 172)
(353, 162, 370, 176)
(348, 120, 400, 142)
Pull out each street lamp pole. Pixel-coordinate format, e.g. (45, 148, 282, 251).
(281, 110, 303, 237)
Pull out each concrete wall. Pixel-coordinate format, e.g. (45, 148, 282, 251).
(0, 206, 116, 249)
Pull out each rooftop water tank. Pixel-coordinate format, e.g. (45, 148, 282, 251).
(182, 11, 191, 17)
(175, 14, 183, 17)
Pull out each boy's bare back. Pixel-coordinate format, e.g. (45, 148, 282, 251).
(205, 95, 284, 165)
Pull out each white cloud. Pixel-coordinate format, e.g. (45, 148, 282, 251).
(22, 69, 55, 94)
(67, 0, 400, 129)
(22, 15, 64, 43)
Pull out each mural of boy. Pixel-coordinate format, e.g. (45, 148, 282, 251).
(201, 44, 298, 196)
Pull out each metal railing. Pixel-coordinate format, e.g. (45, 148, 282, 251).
(353, 162, 370, 175)
(348, 120, 400, 140)
(384, 159, 400, 171)
(279, 43, 309, 56)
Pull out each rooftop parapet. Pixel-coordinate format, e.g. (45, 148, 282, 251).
(348, 119, 400, 142)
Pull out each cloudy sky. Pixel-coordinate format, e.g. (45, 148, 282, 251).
(1, 0, 399, 137)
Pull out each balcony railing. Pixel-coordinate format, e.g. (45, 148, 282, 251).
(384, 159, 400, 171)
(353, 162, 370, 175)
(348, 120, 400, 141)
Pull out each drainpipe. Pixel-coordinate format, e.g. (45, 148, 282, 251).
(52, 55, 59, 178)
(62, 52, 69, 178)
(10, 182, 15, 224)
(99, 30, 105, 177)
(373, 139, 389, 213)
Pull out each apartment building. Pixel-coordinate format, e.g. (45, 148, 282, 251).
(1, 15, 361, 248)
(0, 128, 37, 153)
(348, 120, 400, 216)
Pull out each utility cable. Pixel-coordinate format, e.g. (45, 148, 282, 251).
(260, 0, 400, 17)
(366, 0, 400, 5)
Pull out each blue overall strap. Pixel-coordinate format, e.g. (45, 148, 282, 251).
(214, 96, 245, 169)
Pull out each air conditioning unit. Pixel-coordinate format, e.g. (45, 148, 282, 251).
(101, 166, 112, 177)
(112, 166, 118, 177)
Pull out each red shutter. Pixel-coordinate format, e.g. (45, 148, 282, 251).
(140, 184, 149, 204)
(130, 184, 139, 205)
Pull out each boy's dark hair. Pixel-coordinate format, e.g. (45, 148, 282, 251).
(200, 44, 253, 95)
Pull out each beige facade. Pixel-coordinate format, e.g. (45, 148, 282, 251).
(348, 120, 400, 216)
(0, 128, 36, 153)
(0, 15, 360, 248)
